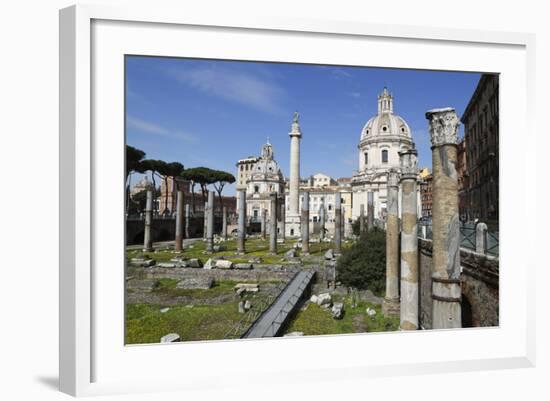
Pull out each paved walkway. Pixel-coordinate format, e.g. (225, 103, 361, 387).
(242, 269, 316, 338)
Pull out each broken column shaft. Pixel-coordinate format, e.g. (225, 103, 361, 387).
(269, 193, 278, 255)
(205, 190, 214, 253)
(301, 191, 310, 254)
(143, 187, 153, 252)
(383, 169, 400, 317)
(334, 192, 342, 255)
(174, 190, 184, 251)
(237, 189, 246, 254)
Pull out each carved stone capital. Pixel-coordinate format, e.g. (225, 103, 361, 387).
(387, 169, 400, 188)
(425, 107, 459, 147)
(399, 148, 418, 179)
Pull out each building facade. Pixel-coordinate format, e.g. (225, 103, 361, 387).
(461, 74, 499, 223)
(351, 87, 416, 221)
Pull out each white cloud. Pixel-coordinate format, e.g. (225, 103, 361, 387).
(166, 65, 286, 114)
(126, 116, 197, 143)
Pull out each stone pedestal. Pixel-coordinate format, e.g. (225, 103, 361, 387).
(143, 187, 153, 252)
(399, 149, 419, 330)
(383, 169, 400, 317)
(205, 191, 214, 253)
(269, 193, 278, 255)
(426, 107, 462, 329)
(334, 192, 342, 255)
(237, 189, 246, 254)
(174, 190, 184, 251)
(301, 191, 310, 254)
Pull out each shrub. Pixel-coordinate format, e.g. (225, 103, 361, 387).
(336, 227, 386, 294)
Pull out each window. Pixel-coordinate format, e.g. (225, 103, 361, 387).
(364, 152, 368, 166)
(382, 125, 388, 132)
(382, 149, 388, 163)
(254, 186, 259, 193)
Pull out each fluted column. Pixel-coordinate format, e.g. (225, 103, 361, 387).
(237, 189, 246, 254)
(383, 169, 400, 317)
(205, 190, 214, 253)
(367, 191, 374, 231)
(399, 149, 419, 330)
(319, 200, 326, 241)
(426, 107, 462, 329)
(143, 187, 153, 252)
(301, 191, 310, 254)
(174, 190, 184, 251)
(184, 204, 190, 239)
(269, 193, 278, 255)
(334, 192, 342, 255)
(222, 206, 228, 240)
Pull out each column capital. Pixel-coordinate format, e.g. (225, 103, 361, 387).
(425, 107, 459, 147)
(399, 148, 418, 180)
(387, 169, 400, 188)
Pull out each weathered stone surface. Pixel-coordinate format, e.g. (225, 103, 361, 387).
(316, 293, 332, 306)
(332, 302, 344, 319)
(360, 290, 383, 305)
(160, 333, 180, 343)
(215, 259, 233, 269)
(285, 248, 297, 259)
(203, 258, 215, 270)
(130, 258, 156, 267)
(213, 245, 226, 252)
(248, 257, 262, 264)
(127, 279, 158, 290)
(366, 307, 377, 317)
(310, 294, 318, 304)
(160, 307, 170, 313)
(244, 300, 252, 310)
(234, 283, 259, 293)
(324, 249, 334, 260)
(234, 263, 253, 270)
(238, 301, 245, 313)
(176, 277, 214, 290)
(187, 258, 202, 268)
(157, 262, 177, 268)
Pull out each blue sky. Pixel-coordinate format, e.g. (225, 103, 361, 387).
(126, 56, 481, 195)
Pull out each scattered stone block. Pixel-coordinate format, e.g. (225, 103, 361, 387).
(238, 301, 245, 314)
(244, 300, 252, 311)
(366, 307, 377, 317)
(176, 277, 214, 290)
(284, 331, 304, 337)
(361, 290, 383, 305)
(130, 257, 156, 267)
(316, 293, 332, 306)
(234, 283, 259, 293)
(157, 262, 177, 268)
(213, 245, 226, 252)
(215, 259, 233, 269)
(285, 248, 297, 259)
(324, 249, 334, 260)
(248, 256, 262, 264)
(332, 302, 344, 319)
(203, 258, 215, 270)
(234, 263, 253, 270)
(187, 258, 203, 268)
(310, 294, 319, 304)
(160, 333, 180, 343)
(160, 307, 170, 313)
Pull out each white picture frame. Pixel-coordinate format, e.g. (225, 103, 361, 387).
(59, 4, 536, 397)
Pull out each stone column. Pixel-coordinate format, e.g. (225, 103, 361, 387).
(383, 169, 400, 317)
(359, 204, 365, 234)
(280, 201, 286, 242)
(367, 191, 374, 231)
(222, 206, 228, 241)
(205, 190, 214, 253)
(261, 208, 267, 240)
(143, 187, 153, 252)
(426, 107, 462, 329)
(203, 201, 208, 240)
(174, 190, 184, 252)
(287, 112, 302, 236)
(476, 222, 488, 254)
(269, 193, 278, 254)
(237, 189, 246, 254)
(319, 200, 326, 241)
(334, 192, 342, 255)
(399, 149, 419, 330)
(301, 191, 310, 254)
(184, 204, 190, 239)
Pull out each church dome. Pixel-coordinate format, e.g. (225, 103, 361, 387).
(360, 87, 412, 141)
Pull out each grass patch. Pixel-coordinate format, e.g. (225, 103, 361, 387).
(285, 297, 399, 336)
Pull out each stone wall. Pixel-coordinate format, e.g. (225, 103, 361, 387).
(418, 238, 499, 329)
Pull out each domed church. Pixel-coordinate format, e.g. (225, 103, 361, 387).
(351, 87, 416, 220)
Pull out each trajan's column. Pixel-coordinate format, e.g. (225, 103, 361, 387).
(286, 111, 302, 237)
